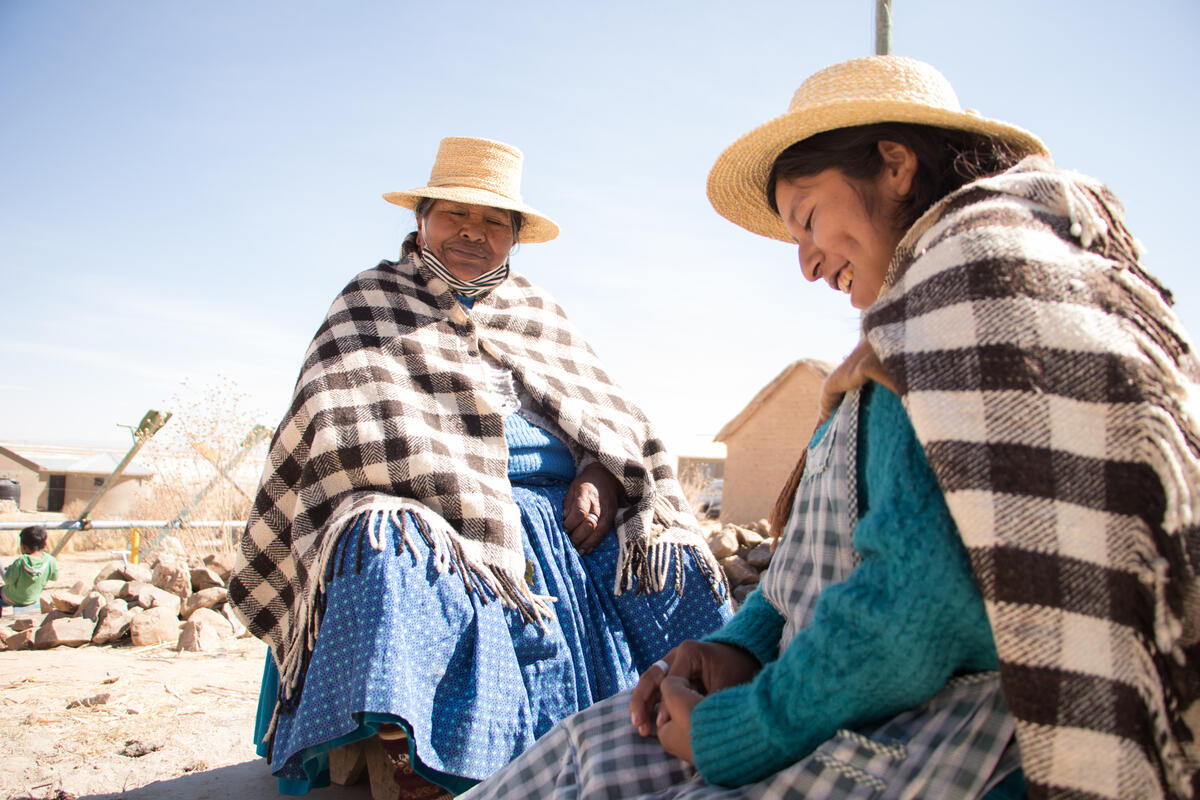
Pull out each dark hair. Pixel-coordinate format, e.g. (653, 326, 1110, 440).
(766, 123, 1022, 232)
(19, 525, 48, 552)
(413, 196, 524, 241)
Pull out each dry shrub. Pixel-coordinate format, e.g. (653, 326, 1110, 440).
(129, 376, 270, 561)
(677, 465, 710, 510)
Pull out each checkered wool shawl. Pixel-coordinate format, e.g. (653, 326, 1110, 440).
(230, 234, 723, 715)
(863, 156, 1200, 799)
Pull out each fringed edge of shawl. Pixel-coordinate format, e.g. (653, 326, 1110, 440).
(613, 494, 728, 602)
(260, 499, 556, 754)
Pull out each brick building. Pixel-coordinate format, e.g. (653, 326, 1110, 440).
(714, 359, 832, 524)
(0, 442, 154, 516)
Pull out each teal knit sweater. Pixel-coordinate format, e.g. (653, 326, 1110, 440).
(691, 386, 1000, 787)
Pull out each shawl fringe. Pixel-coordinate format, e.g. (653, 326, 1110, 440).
(261, 499, 557, 754)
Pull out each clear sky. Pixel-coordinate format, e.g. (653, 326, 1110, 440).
(3, 0, 1197, 460)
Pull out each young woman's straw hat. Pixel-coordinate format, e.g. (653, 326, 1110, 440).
(384, 137, 560, 243)
(707, 56, 1049, 242)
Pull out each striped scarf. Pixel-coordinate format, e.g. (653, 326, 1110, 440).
(863, 156, 1200, 799)
(420, 246, 510, 297)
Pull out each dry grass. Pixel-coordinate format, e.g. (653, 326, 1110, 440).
(124, 377, 269, 560)
(677, 465, 711, 510)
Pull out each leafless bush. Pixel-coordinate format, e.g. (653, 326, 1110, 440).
(677, 465, 711, 511)
(130, 376, 270, 560)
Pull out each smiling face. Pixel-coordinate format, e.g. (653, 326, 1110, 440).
(416, 200, 516, 280)
(772, 140, 916, 310)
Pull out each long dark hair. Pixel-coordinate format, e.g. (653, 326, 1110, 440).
(766, 122, 1022, 233)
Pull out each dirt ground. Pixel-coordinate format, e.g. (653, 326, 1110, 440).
(0, 550, 368, 800)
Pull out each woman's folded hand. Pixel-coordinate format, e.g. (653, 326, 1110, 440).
(628, 641, 761, 739)
(564, 462, 620, 554)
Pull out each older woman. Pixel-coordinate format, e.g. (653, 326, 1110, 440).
(461, 57, 1200, 800)
(230, 137, 731, 797)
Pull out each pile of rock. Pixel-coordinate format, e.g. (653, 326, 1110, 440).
(0, 538, 247, 653)
(705, 519, 774, 606)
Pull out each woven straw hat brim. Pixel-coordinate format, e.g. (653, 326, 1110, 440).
(708, 85, 1047, 243)
(383, 186, 559, 244)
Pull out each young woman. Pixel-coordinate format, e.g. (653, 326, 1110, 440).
(461, 56, 1200, 800)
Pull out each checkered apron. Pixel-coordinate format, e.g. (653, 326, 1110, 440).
(461, 389, 1019, 799)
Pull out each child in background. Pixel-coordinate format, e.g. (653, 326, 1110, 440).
(1, 525, 58, 616)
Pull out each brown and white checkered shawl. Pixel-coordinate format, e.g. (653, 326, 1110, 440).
(229, 234, 723, 718)
(864, 156, 1200, 799)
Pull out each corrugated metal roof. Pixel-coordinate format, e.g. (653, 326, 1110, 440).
(0, 442, 155, 477)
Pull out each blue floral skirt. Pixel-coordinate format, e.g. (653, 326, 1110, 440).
(254, 481, 731, 795)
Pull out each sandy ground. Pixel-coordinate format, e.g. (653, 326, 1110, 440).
(0, 551, 368, 800)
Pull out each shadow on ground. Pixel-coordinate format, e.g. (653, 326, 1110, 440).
(75, 759, 370, 800)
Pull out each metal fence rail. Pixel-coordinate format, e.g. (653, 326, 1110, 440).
(0, 520, 245, 531)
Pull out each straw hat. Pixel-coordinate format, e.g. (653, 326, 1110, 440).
(384, 137, 559, 243)
(707, 56, 1048, 242)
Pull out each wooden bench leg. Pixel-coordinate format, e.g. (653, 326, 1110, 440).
(363, 735, 403, 800)
(328, 738, 368, 787)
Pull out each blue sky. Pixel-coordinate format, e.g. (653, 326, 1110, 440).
(3, 1, 1197, 459)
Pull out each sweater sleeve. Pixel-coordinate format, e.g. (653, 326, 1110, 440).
(688, 386, 998, 787)
(700, 585, 784, 667)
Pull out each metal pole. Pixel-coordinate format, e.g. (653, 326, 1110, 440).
(136, 424, 270, 561)
(49, 409, 171, 556)
(875, 0, 893, 55)
(0, 519, 246, 531)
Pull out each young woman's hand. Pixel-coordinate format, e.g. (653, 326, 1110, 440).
(819, 338, 897, 424)
(564, 462, 619, 554)
(629, 641, 760, 738)
(656, 676, 702, 763)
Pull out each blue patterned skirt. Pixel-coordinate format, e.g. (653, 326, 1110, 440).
(254, 428, 731, 795)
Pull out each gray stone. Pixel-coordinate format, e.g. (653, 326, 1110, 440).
(220, 604, 248, 639)
(79, 591, 108, 622)
(746, 542, 774, 570)
(119, 563, 154, 584)
(720, 555, 758, 587)
(706, 527, 740, 560)
(94, 579, 127, 599)
(737, 526, 765, 548)
(92, 606, 135, 645)
(189, 566, 225, 592)
(93, 560, 128, 584)
(203, 552, 236, 582)
(49, 590, 84, 615)
(181, 587, 228, 620)
(151, 557, 191, 601)
(5, 628, 34, 650)
(177, 608, 232, 652)
(129, 606, 181, 646)
(119, 580, 149, 602)
(34, 617, 96, 649)
(733, 581, 759, 605)
(129, 584, 182, 617)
